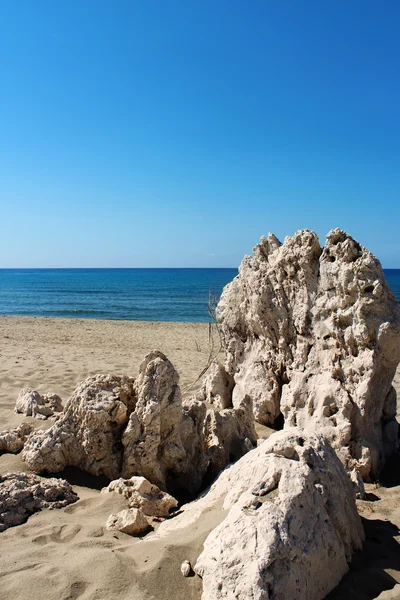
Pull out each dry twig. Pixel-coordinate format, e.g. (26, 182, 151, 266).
(182, 292, 224, 394)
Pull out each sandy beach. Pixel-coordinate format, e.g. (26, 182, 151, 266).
(1, 315, 400, 600)
(0, 316, 221, 600)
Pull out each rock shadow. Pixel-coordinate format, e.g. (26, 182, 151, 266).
(325, 517, 400, 599)
(379, 454, 400, 489)
(41, 467, 110, 491)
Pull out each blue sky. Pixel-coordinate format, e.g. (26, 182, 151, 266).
(1, 1, 399, 267)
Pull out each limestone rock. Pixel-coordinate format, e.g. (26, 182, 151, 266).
(22, 374, 136, 479)
(350, 468, 366, 500)
(0, 472, 78, 532)
(0, 423, 33, 454)
(203, 397, 257, 482)
(122, 351, 208, 498)
(15, 388, 60, 420)
(198, 361, 235, 409)
(101, 476, 178, 517)
(43, 393, 63, 414)
(216, 228, 400, 478)
(180, 560, 192, 577)
(19, 352, 258, 497)
(194, 429, 364, 600)
(106, 507, 149, 536)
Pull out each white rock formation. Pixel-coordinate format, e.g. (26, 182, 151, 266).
(0, 472, 78, 532)
(198, 360, 235, 409)
(20, 353, 257, 496)
(193, 429, 364, 600)
(349, 468, 366, 500)
(42, 393, 63, 414)
(203, 398, 256, 482)
(22, 374, 136, 479)
(106, 507, 150, 536)
(15, 388, 63, 420)
(215, 229, 400, 478)
(101, 476, 178, 517)
(122, 351, 208, 498)
(0, 423, 33, 454)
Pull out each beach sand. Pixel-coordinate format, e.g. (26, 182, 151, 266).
(1, 316, 400, 600)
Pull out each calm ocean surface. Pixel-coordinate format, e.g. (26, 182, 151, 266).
(0, 268, 399, 323)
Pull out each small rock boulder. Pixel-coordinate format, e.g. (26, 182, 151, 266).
(42, 393, 63, 414)
(22, 374, 136, 479)
(106, 507, 150, 536)
(101, 476, 178, 517)
(0, 472, 78, 532)
(15, 388, 60, 420)
(180, 560, 192, 577)
(0, 423, 33, 454)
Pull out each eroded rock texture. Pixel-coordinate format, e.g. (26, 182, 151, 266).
(194, 429, 364, 600)
(101, 476, 178, 517)
(214, 229, 400, 478)
(22, 374, 136, 479)
(122, 351, 208, 498)
(21, 353, 257, 497)
(0, 472, 78, 532)
(203, 399, 256, 482)
(0, 423, 33, 454)
(199, 360, 235, 410)
(106, 507, 150, 536)
(15, 388, 63, 420)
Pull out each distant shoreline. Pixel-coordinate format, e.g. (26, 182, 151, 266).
(0, 268, 399, 323)
(0, 268, 236, 322)
(0, 314, 206, 326)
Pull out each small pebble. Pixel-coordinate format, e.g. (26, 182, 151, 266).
(180, 559, 192, 577)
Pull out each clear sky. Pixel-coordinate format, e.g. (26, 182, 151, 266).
(1, 1, 399, 267)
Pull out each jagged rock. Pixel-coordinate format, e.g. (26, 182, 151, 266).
(193, 429, 364, 600)
(198, 361, 235, 409)
(20, 353, 257, 496)
(215, 229, 400, 478)
(203, 397, 257, 482)
(180, 560, 192, 577)
(0, 423, 33, 454)
(15, 388, 61, 420)
(22, 374, 136, 479)
(0, 472, 78, 532)
(106, 507, 150, 536)
(122, 351, 208, 498)
(43, 393, 63, 414)
(101, 476, 178, 517)
(350, 468, 366, 500)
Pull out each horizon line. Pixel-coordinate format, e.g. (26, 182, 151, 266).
(0, 266, 399, 270)
(0, 266, 240, 271)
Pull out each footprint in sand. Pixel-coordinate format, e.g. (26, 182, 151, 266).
(87, 526, 104, 538)
(64, 498, 96, 514)
(61, 581, 87, 600)
(32, 524, 82, 545)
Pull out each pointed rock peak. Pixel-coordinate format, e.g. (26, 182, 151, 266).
(137, 351, 180, 388)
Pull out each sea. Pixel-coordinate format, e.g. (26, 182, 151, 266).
(0, 268, 399, 323)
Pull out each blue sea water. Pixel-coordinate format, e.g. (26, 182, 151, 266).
(0, 268, 399, 323)
(0, 268, 238, 322)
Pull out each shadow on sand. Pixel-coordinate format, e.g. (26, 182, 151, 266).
(379, 455, 400, 489)
(326, 517, 400, 600)
(41, 466, 110, 490)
